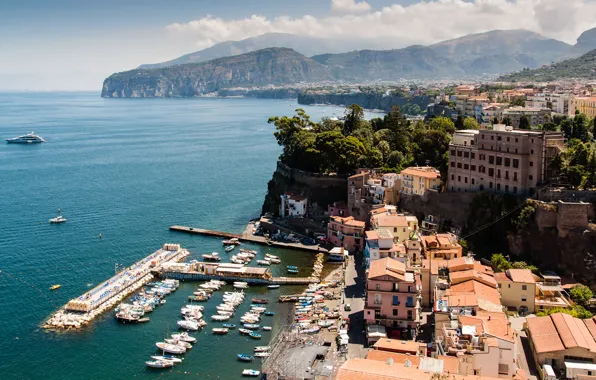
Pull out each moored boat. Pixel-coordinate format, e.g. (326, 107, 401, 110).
(239, 328, 251, 335)
(267, 284, 280, 289)
(254, 352, 271, 357)
(262, 326, 272, 331)
(171, 332, 197, 343)
(242, 369, 260, 377)
(243, 323, 260, 330)
(212, 328, 229, 335)
(223, 323, 236, 329)
(251, 298, 268, 304)
(248, 332, 262, 339)
(264, 311, 274, 316)
(211, 314, 230, 321)
(254, 346, 270, 352)
(177, 319, 200, 331)
(156, 342, 186, 354)
(164, 338, 192, 349)
(233, 282, 248, 289)
(237, 354, 253, 362)
(151, 355, 183, 363)
(146, 360, 174, 369)
(257, 260, 271, 266)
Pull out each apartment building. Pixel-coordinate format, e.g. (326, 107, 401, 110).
(399, 167, 441, 196)
(364, 257, 421, 338)
(347, 170, 400, 222)
(571, 96, 596, 118)
(448, 125, 566, 195)
(279, 193, 308, 217)
(327, 216, 365, 253)
(481, 103, 508, 126)
(527, 93, 570, 115)
(421, 233, 462, 260)
(502, 106, 550, 128)
(370, 208, 418, 243)
(494, 269, 536, 314)
(535, 273, 571, 313)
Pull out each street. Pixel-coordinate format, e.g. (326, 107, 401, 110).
(341, 252, 369, 359)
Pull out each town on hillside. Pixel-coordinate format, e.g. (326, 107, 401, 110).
(257, 86, 596, 379)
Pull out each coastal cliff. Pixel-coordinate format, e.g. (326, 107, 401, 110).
(297, 93, 430, 113)
(101, 48, 332, 98)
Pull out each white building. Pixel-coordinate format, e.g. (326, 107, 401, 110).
(279, 193, 308, 217)
(527, 93, 570, 115)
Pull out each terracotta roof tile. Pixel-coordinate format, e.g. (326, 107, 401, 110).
(584, 318, 596, 340)
(449, 270, 497, 288)
(368, 258, 407, 281)
(526, 316, 565, 353)
(449, 280, 502, 310)
(373, 339, 424, 354)
(551, 313, 596, 352)
(507, 269, 535, 283)
(400, 167, 441, 180)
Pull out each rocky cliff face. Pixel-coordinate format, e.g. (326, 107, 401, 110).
(298, 93, 430, 113)
(101, 48, 333, 98)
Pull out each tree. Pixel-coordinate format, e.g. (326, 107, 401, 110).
(510, 98, 525, 107)
(343, 104, 365, 136)
(493, 116, 499, 125)
(383, 106, 411, 153)
(491, 253, 511, 272)
(412, 129, 451, 173)
(572, 113, 589, 142)
(463, 117, 480, 130)
(502, 117, 512, 126)
(537, 305, 593, 319)
(570, 284, 594, 307)
(561, 119, 573, 139)
(455, 115, 464, 130)
(428, 116, 455, 134)
(542, 122, 557, 131)
(518, 115, 531, 130)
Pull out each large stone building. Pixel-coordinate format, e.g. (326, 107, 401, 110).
(502, 106, 551, 129)
(448, 126, 565, 195)
(327, 216, 365, 253)
(527, 93, 570, 115)
(494, 269, 536, 315)
(399, 167, 441, 196)
(571, 96, 596, 118)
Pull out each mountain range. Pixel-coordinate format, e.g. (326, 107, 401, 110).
(498, 49, 596, 82)
(102, 28, 596, 97)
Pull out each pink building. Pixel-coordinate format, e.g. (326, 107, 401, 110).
(328, 202, 349, 217)
(327, 216, 365, 253)
(364, 258, 421, 339)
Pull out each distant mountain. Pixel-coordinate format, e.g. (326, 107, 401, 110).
(497, 49, 596, 82)
(101, 48, 333, 98)
(138, 33, 342, 69)
(576, 27, 596, 52)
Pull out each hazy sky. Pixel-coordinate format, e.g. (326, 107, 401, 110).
(2, 0, 596, 91)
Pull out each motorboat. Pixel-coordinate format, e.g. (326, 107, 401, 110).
(287, 269, 299, 274)
(257, 260, 271, 266)
(254, 346, 270, 352)
(49, 284, 61, 291)
(250, 307, 266, 313)
(217, 310, 234, 316)
(212, 328, 229, 335)
(251, 298, 268, 304)
(267, 285, 280, 289)
(49, 209, 67, 224)
(238, 328, 251, 335)
(146, 360, 174, 369)
(222, 238, 241, 245)
(264, 311, 274, 316)
(155, 342, 186, 354)
(225, 245, 235, 252)
(237, 354, 253, 362)
(286, 265, 298, 269)
(265, 253, 279, 260)
(254, 352, 271, 357)
(171, 332, 196, 343)
(233, 282, 248, 289)
(151, 355, 183, 363)
(202, 254, 221, 262)
(242, 369, 260, 377)
(211, 314, 230, 321)
(222, 323, 236, 329)
(262, 326, 272, 331)
(165, 338, 192, 349)
(268, 258, 281, 264)
(6, 132, 45, 144)
(248, 332, 262, 339)
(188, 295, 209, 302)
(243, 323, 260, 330)
(177, 319, 199, 331)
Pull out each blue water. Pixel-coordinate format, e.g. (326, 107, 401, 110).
(0, 93, 376, 380)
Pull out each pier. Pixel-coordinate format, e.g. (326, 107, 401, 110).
(43, 244, 189, 330)
(169, 223, 328, 253)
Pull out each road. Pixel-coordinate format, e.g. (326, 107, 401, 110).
(341, 252, 368, 359)
(509, 316, 538, 380)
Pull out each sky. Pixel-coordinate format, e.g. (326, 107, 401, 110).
(2, 0, 596, 91)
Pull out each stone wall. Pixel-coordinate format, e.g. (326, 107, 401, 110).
(275, 161, 348, 188)
(535, 202, 558, 231)
(537, 188, 596, 203)
(398, 191, 476, 228)
(556, 200, 591, 237)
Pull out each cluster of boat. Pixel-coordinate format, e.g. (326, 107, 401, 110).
(311, 252, 325, 278)
(229, 249, 260, 265)
(223, 238, 241, 253)
(146, 332, 197, 368)
(287, 265, 299, 274)
(293, 283, 341, 334)
(235, 345, 272, 377)
(210, 290, 245, 323)
(115, 279, 180, 323)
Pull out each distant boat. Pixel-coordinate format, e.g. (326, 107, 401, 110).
(262, 326, 272, 331)
(287, 269, 298, 274)
(155, 342, 186, 354)
(254, 352, 271, 357)
(267, 285, 280, 289)
(286, 265, 298, 269)
(49, 284, 61, 291)
(264, 311, 274, 316)
(233, 282, 248, 289)
(237, 354, 253, 362)
(225, 245, 235, 252)
(248, 332, 262, 339)
(222, 323, 236, 329)
(257, 260, 271, 266)
(151, 355, 183, 363)
(242, 369, 260, 377)
(171, 332, 196, 343)
(6, 132, 45, 144)
(239, 328, 251, 335)
(146, 360, 174, 369)
(212, 328, 229, 335)
(254, 346, 270, 352)
(251, 298, 268, 304)
(49, 209, 67, 224)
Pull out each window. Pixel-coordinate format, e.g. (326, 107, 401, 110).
(376, 284, 380, 290)
(406, 296, 414, 307)
(471, 165, 476, 171)
(491, 135, 494, 140)
(505, 158, 510, 167)
(472, 178, 475, 185)
(450, 161, 455, 167)
(505, 185, 509, 192)
(507, 137, 510, 142)
(529, 175, 533, 180)
(457, 151, 462, 157)
(515, 138, 519, 143)
(450, 149, 455, 155)
(522, 285, 527, 290)
(464, 164, 469, 170)
(393, 309, 398, 316)
(465, 177, 468, 183)
(505, 171, 509, 180)
(464, 151, 469, 158)
(489, 168, 494, 176)
(374, 294, 382, 305)
(392, 295, 399, 306)
(497, 136, 502, 141)
(457, 163, 462, 168)
(489, 182, 493, 188)
(513, 186, 517, 194)
(407, 310, 413, 320)
(531, 138, 534, 143)
(497, 183, 501, 190)
(394, 227, 397, 232)
(489, 155, 495, 164)
(513, 159, 519, 168)
(531, 149, 534, 154)
(496, 157, 502, 165)
(458, 176, 461, 182)
(514, 172, 518, 181)
(497, 169, 501, 178)
(530, 161, 533, 167)
(471, 153, 476, 159)
(451, 174, 454, 180)
(508, 284, 511, 288)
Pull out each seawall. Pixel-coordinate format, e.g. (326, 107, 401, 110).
(297, 93, 431, 113)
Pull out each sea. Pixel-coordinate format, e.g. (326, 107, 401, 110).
(0, 92, 379, 380)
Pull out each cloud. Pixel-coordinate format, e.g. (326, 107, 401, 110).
(166, 0, 596, 51)
(331, 0, 371, 13)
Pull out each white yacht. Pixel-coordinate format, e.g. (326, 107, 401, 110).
(49, 209, 67, 224)
(6, 132, 45, 144)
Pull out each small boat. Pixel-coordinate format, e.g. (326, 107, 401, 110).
(244, 323, 260, 330)
(233, 282, 248, 289)
(225, 245, 235, 252)
(171, 332, 197, 343)
(268, 258, 281, 264)
(267, 285, 280, 289)
(156, 342, 186, 354)
(257, 260, 271, 266)
(146, 360, 174, 369)
(165, 338, 192, 349)
(264, 311, 274, 316)
(262, 326, 272, 331)
(202, 254, 221, 262)
(49, 209, 67, 224)
(254, 346, 270, 352)
(287, 269, 299, 274)
(188, 295, 209, 302)
(251, 298, 268, 304)
(249, 332, 262, 339)
(212, 328, 229, 335)
(239, 328, 251, 335)
(223, 238, 241, 245)
(49, 284, 61, 291)
(177, 320, 200, 331)
(222, 323, 236, 329)
(151, 355, 183, 363)
(137, 317, 150, 323)
(6, 132, 45, 144)
(265, 253, 279, 260)
(242, 369, 260, 377)
(237, 354, 253, 362)
(286, 265, 298, 269)
(254, 352, 271, 357)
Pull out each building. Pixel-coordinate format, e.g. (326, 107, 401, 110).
(526, 313, 596, 373)
(399, 167, 441, 195)
(364, 229, 406, 268)
(347, 170, 399, 222)
(570, 96, 596, 118)
(381, 173, 401, 205)
(347, 171, 370, 222)
(448, 126, 566, 195)
(502, 107, 551, 129)
(535, 273, 571, 313)
(370, 209, 417, 243)
(279, 193, 307, 217)
(527, 93, 570, 115)
(494, 269, 536, 314)
(465, 96, 490, 119)
(327, 216, 365, 253)
(455, 85, 476, 96)
(481, 103, 508, 125)
(364, 257, 421, 338)
(328, 201, 348, 217)
(421, 233, 462, 260)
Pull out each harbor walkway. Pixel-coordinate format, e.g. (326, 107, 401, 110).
(169, 223, 328, 253)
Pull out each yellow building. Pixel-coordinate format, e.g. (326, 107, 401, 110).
(399, 167, 441, 195)
(571, 96, 596, 117)
(494, 269, 536, 315)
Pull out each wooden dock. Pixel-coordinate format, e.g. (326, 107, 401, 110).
(158, 270, 318, 285)
(169, 224, 328, 253)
